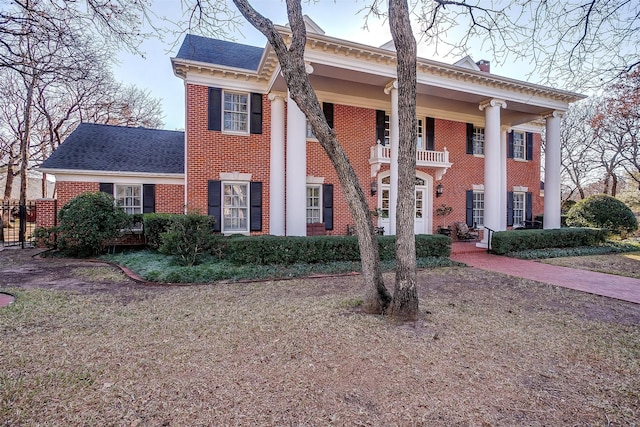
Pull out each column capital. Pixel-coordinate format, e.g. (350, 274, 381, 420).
(479, 98, 507, 111)
(384, 79, 398, 95)
(268, 92, 286, 102)
(305, 62, 314, 74)
(542, 110, 565, 120)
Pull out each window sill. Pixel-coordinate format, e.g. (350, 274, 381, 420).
(473, 154, 485, 158)
(513, 157, 528, 162)
(221, 130, 250, 136)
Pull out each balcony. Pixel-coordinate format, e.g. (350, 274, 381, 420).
(369, 144, 452, 179)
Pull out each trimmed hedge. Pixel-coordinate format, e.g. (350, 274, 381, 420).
(143, 213, 183, 249)
(224, 234, 451, 265)
(490, 227, 608, 255)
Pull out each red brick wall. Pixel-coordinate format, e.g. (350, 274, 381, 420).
(156, 184, 185, 214)
(57, 181, 99, 210)
(185, 84, 270, 232)
(35, 199, 57, 229)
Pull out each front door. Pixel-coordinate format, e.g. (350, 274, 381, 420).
(377, 175, 431, 235)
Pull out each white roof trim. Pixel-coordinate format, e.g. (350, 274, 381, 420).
(453, 55, 481, 71)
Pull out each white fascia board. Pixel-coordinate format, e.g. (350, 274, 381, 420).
(38, 168, 185, 185)
(184, 71, 269, 93)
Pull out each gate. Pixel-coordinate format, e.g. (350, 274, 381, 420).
(1, 201, 37, 248)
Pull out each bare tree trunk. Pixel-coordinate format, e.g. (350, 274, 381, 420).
(19, 75, 37, 204)
(4, 155, 15, 200)
(388, 0, 419, 321)
(611, 173, 618, 197)
(232, 0, 391, 313)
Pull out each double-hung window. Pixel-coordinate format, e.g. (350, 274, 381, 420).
(512, 192, 525, 227)
(473, 127, 485, 155)
(513, 131, 525, 160)
(473, 191, 484, 227)
(223, 182, 249, 232)
(223, 91, 249, 133)
(115, 184, 142, 215)
(384, 116, 428, 149)
(306, 186, 322, 224)
(416, 119, 424, 150)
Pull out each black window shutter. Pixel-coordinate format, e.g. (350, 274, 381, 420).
(323, 102, 334, 129)
(250, 93, 263, 134)
(208, 87, 222, 131)
(250, 181, 262, 231)
(466, 123, 474, 154)
(526, 132, 533, 161)
(507, 131, 514, 159)
(375, 110, 386, 145)
(99, 183, 114, 195)
(526, 192, 533, 221)
(207, 180, 222, 232)
(322, 184, 334, 230)
(465, 190, 474, 227)
(507, 191, 514, 226)
(142, 184, 155, 214)
(425, 117, 435, 151)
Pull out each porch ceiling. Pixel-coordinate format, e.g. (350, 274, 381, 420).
(270, 59, 575, 128)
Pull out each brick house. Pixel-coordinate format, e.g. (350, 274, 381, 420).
(39, 17, 584, 247)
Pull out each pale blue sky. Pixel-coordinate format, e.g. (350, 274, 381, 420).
(112, 1, 536, 131)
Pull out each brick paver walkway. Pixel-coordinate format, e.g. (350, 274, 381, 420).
(450, 243, 640, 304)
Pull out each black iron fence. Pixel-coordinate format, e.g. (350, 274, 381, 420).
(1, 201, 37, 248)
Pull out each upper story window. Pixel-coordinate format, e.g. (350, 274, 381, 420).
(473, 127, 485, 155)
(383, 115, 433, 149)
(513, 131, 525, 160)
(223, 91, 249, 133)
(115, 184, 142, 215)
(416, 119, 424, 150)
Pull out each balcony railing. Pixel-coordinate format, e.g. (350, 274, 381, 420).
(369, 144, 452, 179)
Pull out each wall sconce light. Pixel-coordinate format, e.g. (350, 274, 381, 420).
(371, 180, 378, 196)
(436, 183, 444, 198)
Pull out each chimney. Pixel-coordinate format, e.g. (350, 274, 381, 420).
(476, 59, 490, 73)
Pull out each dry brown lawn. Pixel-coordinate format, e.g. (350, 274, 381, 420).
(542, 252, 640, 280)
(1, 249, 639, 426)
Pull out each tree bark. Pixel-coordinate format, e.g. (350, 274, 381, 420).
(232, 0, 391, 313)
(19, 74, 37, 204)
(388, 0, 419, 321)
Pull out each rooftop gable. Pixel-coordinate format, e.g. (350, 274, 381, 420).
(39, 123, 185, 175)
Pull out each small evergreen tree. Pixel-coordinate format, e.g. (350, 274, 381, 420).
(566, 194, 638, 234)
(57, 192, 129, 256)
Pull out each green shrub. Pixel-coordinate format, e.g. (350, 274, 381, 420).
(566, 195, 638, 234)
(491, 228, 608, 255)
(224, 234, 451, 265)
(143, 213, 182, 249)
(158, 213, 218, 266)
(56, 192, 130, 256)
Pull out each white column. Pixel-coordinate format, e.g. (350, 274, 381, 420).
(385, 80, 399, 236)
(544, 111, 563, 229)
(285, 92, 307, 236)
(269, 93, 285, 236)
(479, 99, 506, 247)
(500, 126, 509, 230)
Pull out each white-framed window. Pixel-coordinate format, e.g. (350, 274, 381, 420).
(473, 127, 485, 155)
(306, 120, 316, 140)
(473, 191, 484, 227)
(223, 91, 249, 133)
(222, 182, 249, 232)
(115, 184, 142, 215)
(416, 118, 424, 150)
(513, 131, 525, 160)
(306, 185, 322, 224)
(513, 192, 525, 227)
(384, 116, 427, 149)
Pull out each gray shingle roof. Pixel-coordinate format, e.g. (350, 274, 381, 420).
(40, 123, 184, 174)
(175, 34, 264, 70)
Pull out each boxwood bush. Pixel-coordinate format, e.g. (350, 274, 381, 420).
(224, 234, 451, 265)
(490, 227, 608, 255)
